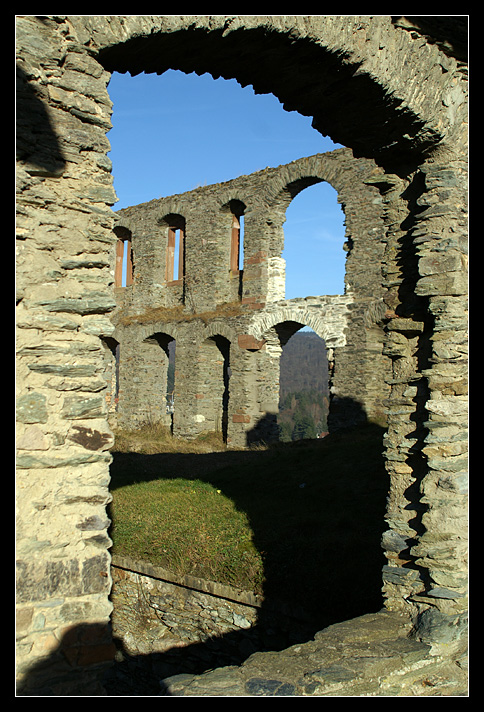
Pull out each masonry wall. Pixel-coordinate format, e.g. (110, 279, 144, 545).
(16, 15, 467, 695)
(109, 555, 316, 679)
(111, 150, 390, 444)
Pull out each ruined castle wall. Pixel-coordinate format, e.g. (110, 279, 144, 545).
(112, 150, 391, 441)
(16, 15, 467, 695)
(16, 17, 119, 696)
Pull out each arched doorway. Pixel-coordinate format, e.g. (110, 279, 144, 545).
(197, 335, 231, 442)
(137, 332, 176, 428)
(249, 320, 329, 444)
(279, 327, 329, 441)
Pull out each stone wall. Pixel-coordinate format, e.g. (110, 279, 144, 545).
(111, 149, 390, 444)
(16, 15, 467, 695)
(107, 559, 470, 697)
(108, 556, 316, 680)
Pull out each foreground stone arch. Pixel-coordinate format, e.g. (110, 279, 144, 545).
(91, 15, 464, 165)
(16, 15, 467, 695)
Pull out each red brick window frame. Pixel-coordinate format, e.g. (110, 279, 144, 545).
(114, 231, 133, 288)
(228, 200, 245, 274)
(166, 226, 185, 283)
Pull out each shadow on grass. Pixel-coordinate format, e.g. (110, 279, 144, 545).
(102, 419, 389, 695)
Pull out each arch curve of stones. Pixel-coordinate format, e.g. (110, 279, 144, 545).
(141, 324, 179, 344)
(247, 297, 352, 347)
(16, 15, 468, 695)
(199, 321, 239, 345)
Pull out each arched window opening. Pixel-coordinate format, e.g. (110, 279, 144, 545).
(114, 227, 133, 288)
(222, 199, 246, 300)
(231, 213, 244, 272)
(228, 200, 245, 274)
(142, 332, 176, 430)
(283, 181, 346, 299)
(198, 335, 231, 443)
(167, 227, 184, 283)
(162, 214, 186, 284)
(277, 324, 329, 442)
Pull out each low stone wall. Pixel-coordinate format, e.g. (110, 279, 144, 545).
(107, 557, 468, 697)
(108, 556, 316, 682)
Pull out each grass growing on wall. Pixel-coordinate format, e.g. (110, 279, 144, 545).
(108, 422, 389, 625)
(116, 301, 243, 326)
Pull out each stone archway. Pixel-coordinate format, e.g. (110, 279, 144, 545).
(93, 16, 457, 167)
(128, 331, 176, 427)
(247, 318, 330, 444)
(282, 180, 345, 298)
(248, 298, 350, 346)
(196, 335, 231, 441)
(16, 16, 468, 695)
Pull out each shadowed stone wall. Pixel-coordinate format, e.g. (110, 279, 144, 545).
(16, 15, 467, 695)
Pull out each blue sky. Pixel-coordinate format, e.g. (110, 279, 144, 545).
(107, 69, 347, 298)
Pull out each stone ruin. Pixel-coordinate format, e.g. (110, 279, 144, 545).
(110, 149, 390, 446)
(16, 16, 468, 695)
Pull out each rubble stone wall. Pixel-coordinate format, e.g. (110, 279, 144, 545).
(109, 556, 313, 673)
(16, 15, 467, 695)
(111, 149, 390, 443)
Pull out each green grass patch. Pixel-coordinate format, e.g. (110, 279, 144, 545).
(109, 474, 263, 590)
(108, 423, 389, 625)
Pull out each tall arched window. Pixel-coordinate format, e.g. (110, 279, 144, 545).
(164, 215, 186, 283)
(228, 200, 245, 274)
(282, 181, 345, 299)
(114, 227, 133, 287)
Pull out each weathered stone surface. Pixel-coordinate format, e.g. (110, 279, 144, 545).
(16, 392, 48, 424)
(16, 14, 467, 696)
(110, 151, 388, 442)
(62, 395, 105, 420)
(161, 611, 467, 697)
